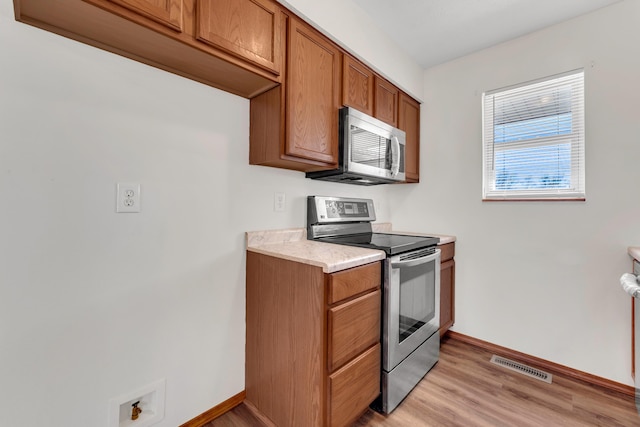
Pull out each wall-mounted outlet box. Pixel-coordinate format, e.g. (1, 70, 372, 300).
(116, 183, 141, 213)
(109, 378, 165, 427)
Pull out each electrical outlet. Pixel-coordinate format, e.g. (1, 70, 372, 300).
(116, 183, 141, 213)
(274, 192, 286, 212)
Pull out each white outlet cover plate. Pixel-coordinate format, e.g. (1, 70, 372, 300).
(274, 192, 285, 212)
(116, 183, 141, 213)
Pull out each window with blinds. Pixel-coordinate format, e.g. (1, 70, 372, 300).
(482, 70, 585, 200)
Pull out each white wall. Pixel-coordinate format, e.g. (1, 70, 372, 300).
(278, 0, 424, 101)
(0, 0, 403, 425)
(390, 0, 640, 385)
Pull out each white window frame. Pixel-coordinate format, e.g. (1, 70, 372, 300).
(482, 70, 585, 201)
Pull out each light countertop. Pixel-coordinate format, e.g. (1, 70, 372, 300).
(629, 247, 640, 261)
(246, 224, 456, 273)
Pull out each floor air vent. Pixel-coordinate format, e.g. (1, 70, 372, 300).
(490, 355, 553, 384)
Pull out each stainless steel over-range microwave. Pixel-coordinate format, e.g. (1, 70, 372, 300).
(306, 107, 406, 185)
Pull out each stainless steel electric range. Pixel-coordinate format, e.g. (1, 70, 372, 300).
(307, 196, 441, 413)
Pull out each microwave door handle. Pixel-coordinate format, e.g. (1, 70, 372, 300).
(391, 249, 440, 268)
(391, 136, 400, 177)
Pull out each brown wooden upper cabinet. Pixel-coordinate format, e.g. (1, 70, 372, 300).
(374, 75, 399, 128)
(107, 0, 184, 32)
(250, 14, 341, 171)
(286, 16, 341, 165)
(340, 54, 424, 183)
(16, 0, 421, 181)
(398, 92, 420, 183)
(15, 0, 282, 98)
(340, 55, 419, 182)
(196, 0, 282, 75)
(342, 55, 374, 117)
(341, 56, 399, 128)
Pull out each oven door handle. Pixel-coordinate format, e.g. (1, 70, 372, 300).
(391, 249, 440, 268)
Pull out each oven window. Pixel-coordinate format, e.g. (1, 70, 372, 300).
(399, 259, 436, 342)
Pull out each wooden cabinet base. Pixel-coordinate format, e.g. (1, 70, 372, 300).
(246, 252, 381, 427)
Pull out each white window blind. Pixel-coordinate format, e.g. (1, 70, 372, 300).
(482, 70, 585, 200)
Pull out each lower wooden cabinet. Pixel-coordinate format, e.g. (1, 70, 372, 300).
(439, 242, 456, 336)
(246, 252, 381, 427)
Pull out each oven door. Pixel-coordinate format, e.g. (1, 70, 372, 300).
(383, 247, 440, 371)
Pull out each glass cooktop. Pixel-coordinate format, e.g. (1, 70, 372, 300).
(316, 232, 439, 255)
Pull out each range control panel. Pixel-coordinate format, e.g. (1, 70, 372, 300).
(307, 196, 376, 224)
(324, 199, 369, 218)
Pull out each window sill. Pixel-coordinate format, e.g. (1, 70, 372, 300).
(482, 198, 586, 202)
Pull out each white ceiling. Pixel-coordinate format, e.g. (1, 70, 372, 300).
(351, 0, 622, 69)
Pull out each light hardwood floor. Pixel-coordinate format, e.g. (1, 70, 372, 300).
(207, 336, 640, 426)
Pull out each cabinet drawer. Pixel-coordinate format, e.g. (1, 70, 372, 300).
(328, 290, 381, 372)
(328, 344, 380, 427)
(327, 262, 381, 304)
(439, 242, 455, 262)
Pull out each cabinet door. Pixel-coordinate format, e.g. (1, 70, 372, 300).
(398, 92, 420, 182)
(439, 258, 455, 336)
(286, 17, 341, 165)
(342, 55, 374, 116)
(374, 75, 398, 127)
(197, 0, 282, 75)
(107, 0, 183, 31)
